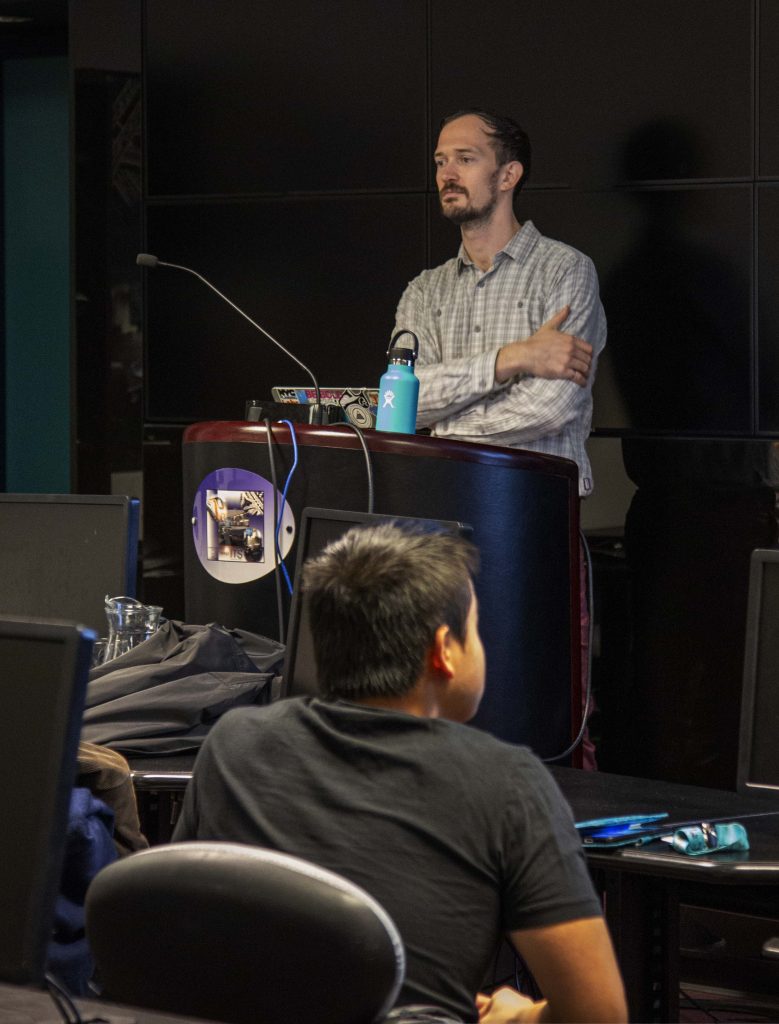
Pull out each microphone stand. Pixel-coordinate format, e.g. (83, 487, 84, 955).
(136, 253, 323, 424)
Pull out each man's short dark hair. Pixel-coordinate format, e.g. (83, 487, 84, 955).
(440, 108, 532, 191)
(301, 522, 479, 701)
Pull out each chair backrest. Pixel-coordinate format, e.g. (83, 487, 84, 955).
(85, 841, 405, 1024)
(0, 616, 94, 985)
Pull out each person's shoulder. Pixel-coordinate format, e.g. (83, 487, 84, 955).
(522, 221, 596, 275)
(454, 720, 573, 789)
(431, 717, 543, 768)
(400, 254, 461, 298)
(207, 697, 308, 743)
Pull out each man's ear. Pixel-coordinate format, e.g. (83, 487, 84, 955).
(427, 623, 456, 680)
(500, 161, 523, 192)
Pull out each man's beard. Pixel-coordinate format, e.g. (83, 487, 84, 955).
(439, 172, 499, 226)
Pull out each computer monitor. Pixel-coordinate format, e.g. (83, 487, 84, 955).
(0, 617, 94, 985)
(737, 548, 779, 796)
(281, 507, 471, 698)
(0, 494, 140, 635)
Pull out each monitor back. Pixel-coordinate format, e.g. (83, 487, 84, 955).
(281, 507, 471, 698)
(0, 494, 140, 635)
(737, 548, 779, 796)
(0, 617, 94, 985)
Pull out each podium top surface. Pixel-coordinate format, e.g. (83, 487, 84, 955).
(183, 421, 579, 482)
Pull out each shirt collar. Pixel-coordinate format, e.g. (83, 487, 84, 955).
(457, 220, 540, 273)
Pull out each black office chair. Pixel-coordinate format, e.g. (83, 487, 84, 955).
(85, 841, 405, 1024)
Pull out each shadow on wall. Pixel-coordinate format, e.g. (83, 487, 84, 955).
(602, 121, 779, 790)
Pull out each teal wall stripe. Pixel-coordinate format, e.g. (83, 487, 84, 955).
(3, 56, 70, 493)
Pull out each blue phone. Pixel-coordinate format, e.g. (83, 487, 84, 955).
(575, 813, 669, 832)
(576, 813, 670, 846)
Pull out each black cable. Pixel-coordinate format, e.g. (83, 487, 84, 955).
(339, 422, 375, 513)
(488, 940, 503, 989)
(487, 936, 518, 991)
(264, 419, 372, 641)
(264, 420, 285, 643)
(512, 951, 542, 1000)
(678, 988, 720, 1022)
(542, 529, 594, 763)
(44, 973, 83, 1024)
(273, 419, 299, 595)
(44, 974, 120, 1024)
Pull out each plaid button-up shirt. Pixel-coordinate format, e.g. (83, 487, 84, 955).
(393, 221, 607, 495)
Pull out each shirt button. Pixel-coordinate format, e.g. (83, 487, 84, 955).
(517, 301, 524, 308)
(474, 325, 481, 333)
(435, 308, 441, 316)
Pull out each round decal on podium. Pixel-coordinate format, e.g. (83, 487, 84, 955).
(191, 468, 295, 583)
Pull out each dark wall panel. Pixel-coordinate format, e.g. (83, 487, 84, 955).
(144, 0, 428, 196)
(759, 0, 779, 177)
(73, 69, 144, 492)
(757, 184, 779, 431)
(430, 0, 753, 189)
(145, 195, 426, 421)
(71, 0, 779, 440)
(592, 186, 753, 435)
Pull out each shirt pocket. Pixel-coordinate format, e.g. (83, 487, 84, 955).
(485, 295, 547, 347)
(434, 297, 475, 359)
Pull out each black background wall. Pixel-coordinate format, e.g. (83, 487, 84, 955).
(66, 0, 779, 785)
(71, 0, 779, 437)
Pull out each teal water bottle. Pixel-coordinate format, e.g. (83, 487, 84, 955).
(376, 330, 420, 434)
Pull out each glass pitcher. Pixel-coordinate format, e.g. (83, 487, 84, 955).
(102, 593, 160, 663)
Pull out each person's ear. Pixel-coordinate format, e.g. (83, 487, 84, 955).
(428, 624, 456, 679)
(500, 161, 523, 191)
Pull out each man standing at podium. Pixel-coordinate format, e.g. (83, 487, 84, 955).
(392, 110, 606, 767)
(392, 109, 606, 497)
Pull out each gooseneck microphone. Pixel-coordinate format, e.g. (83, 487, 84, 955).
(136, 253, 323, 424)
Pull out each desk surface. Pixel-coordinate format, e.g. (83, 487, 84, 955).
(551, 765, 779, 883)
(0, 980, 213, 1024)
(130, 754, 779, 881)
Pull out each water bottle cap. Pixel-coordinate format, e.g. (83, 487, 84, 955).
(388, 345, 417, 365)
(386, 329, 419, 363)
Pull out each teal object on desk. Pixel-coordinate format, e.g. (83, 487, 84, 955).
(376, 330, 419, 434)
(672, 822, 750, 856)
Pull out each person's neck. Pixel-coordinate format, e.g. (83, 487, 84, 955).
(352, 679, 442, 719)
(461, 209, 521, 272)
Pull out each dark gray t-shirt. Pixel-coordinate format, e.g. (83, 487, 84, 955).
(173, 698, 601, 1022)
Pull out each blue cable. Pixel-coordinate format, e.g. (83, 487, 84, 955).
(275, 420, 298, 593)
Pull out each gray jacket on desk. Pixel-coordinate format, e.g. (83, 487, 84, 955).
(81, 620, 284, 756)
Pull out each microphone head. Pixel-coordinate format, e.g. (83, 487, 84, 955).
(136, 253, 159, 267)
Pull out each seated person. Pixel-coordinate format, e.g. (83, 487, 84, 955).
(173, 523, 626, 1023)
(49, 744, 147, 995)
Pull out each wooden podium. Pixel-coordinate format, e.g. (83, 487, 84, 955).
(183, 422, 581, 762)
